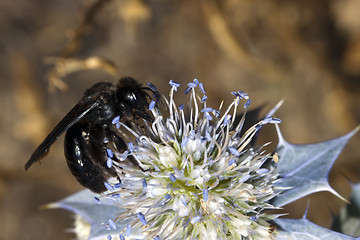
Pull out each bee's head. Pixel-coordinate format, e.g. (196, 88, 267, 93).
(116, 77, 153, 120)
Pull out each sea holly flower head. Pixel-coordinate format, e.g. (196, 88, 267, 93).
(96, 79, 282, 239)
(49, 78, 359, 240)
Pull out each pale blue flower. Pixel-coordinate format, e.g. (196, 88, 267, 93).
(101, 79, 281, 239)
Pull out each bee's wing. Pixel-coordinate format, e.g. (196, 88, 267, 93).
(25, 100, 99, 170)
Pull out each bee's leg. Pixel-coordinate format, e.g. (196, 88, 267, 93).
(106, 128, 145, 172)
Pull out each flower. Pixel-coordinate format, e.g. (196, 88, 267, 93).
(93, 79, 282, 239)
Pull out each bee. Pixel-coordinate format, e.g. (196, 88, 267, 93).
(25, 77, 158, 193)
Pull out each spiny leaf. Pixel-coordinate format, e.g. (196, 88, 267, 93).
(47, 189, 142, 239)
(274, 217, 360, 240)
(272, 125, 359, 207)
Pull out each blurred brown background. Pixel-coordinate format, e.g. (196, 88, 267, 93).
(1, 0, 360, 239)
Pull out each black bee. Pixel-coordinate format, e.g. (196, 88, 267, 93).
(25, 77, 157, 193)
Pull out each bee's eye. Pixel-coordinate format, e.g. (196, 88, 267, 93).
(126, 92, 137, 103)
